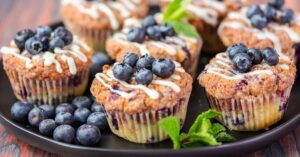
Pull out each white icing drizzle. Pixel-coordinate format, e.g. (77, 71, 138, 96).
(148, 41, 177, 55)
(119, 0, 135, 10)
(110, 2, 130, 18)
(201, 0, 226, 12)
(61, 54, 77, 75)
(133, 43, 150, 55)
(187, 5, 218, 26)
(269, 23, 300, 42)
(152, 80, 181, 93)
(42, 52, 63, 73)
(171, 74, 181, 80)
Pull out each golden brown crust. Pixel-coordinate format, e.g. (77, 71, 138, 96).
(90, 65, 193, 114)
(198, 53, 296, 99)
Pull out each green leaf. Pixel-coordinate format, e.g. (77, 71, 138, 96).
(163, 0, 184, 21)
(166, 20, 199, 39)
(209, 123, 226, 136)
(188, 109, 221, 134)
(159, 116, 181, 149)
(215, 132, 236, 142)
(181, 132, 221, 147)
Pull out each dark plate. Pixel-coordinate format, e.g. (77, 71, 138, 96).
(0, 21, 300, 156)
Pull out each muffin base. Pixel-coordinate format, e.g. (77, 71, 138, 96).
(105, 93, 191, 144)
(207, 87, 292, 131)
(5, 69, 89, 106)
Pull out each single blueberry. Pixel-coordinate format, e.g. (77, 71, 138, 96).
(53, 125, 75, 143)
(14, 29, 35, 50)
(280, 9, 294, 24)
(135, 68, 153, 85)
(112, 63, 134, 82)
(246, 5, 263, 18)
(264, 6, 277, 22)
(55, 103, 75, 114)
(160, 24, 175, 38)
(39, 119, 56, 136)
(87, 112, 107, 130)
(232, 53, 253, 73)
(146, 26, 162, 40)
(39, 104, 55, 119)
(136, 54, 155, 70)
(247, 48, 263, 65)
(90, 53, 111, 79)
(76, 124, 101, 146)
(123, 52, 139, 67)
(72, 96, 92, 109)
(39, 36, 49, 51)
(74, 108, 91, 124)
(227, 43, 248, 60)
(250, 14, 268, 30)
(91, 102, 105, 113)
(127, 27, 145, 43)
(49, 37, 65, 51)
(142, 15, 157, 28)
(262, 47, 279, 66)
(25, 36, 46, 55)
(55, 112, 74, 125)
(11, 101, 33, 122)
(152, 58, 175, 78)
(28, 107, 48, 127)
(53, 27, 73, 45)
(268, 0, 285, 9)
(36, 26, 52, 37)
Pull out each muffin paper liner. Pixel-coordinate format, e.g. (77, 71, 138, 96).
(63, 19, 114, 52)
(105, 93, 191, 144)
(207, 86, 292, 131)
(5, 69, 89, 106)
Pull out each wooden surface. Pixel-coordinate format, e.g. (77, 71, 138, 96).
(0, 0, 299, 157)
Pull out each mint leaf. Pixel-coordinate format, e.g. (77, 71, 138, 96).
(163, 0, 184, 21)
(188, 109, 221, 134)
(159, 116, 181, 149)
(166, 20, 199, 39)
(209, 123, 226, 136)
(215, 132, 236, 142)
(181, 132, 221, 147)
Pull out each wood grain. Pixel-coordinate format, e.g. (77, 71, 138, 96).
(0, 0, 299, 157)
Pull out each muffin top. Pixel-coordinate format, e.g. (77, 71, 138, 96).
(90, 53, 193, 114)
(199, 44, 296, 99)
(218, 2, 300, 59)
(60, 0, 149, 30)
(106, 14, 201, 68)
(1, 26, 93, 80)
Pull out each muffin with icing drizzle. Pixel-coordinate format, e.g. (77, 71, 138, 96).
(159, 0, 242, 53)
(198, 43, 296, 131)
(60, 0, 149, 51)
(90, 53, 193, 143)
(105, 14, 202, 78)
(1, 26, 93, 106)
(218, 0, 300, 60)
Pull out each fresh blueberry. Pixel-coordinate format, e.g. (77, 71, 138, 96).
(280, 9, 294, 24)
(49, 37, 65, 51)
(14, 29, 35, 50)
(76, 124, 101, 146)
(268, 0, 285, 9)
(53, 27, 73, 45)
(74, 108, 91, 124)
(247, 48, 263, 65)
(11, 101, 33, 122)
(136, 54, 155, 70)
(135, 68, 153, 85)
(146, 26, 162, 40)
(40, 36, 49, 51)
(90, 53, 111, 79)
(152, 58, 175, 78)
(160, 24, 175, 38)
(112, 63, 134, 82)
(72, 96, 92, 109)
(232, 53, 253, 73)
(127, 27, 145, 43)
(227, 43, 248, 60)
(28, 107, 48, 127)
(262, 47, 279, 65)
(53, 125, 75, 143)
(142, 15, 157, 28)
(123, 52, 139, 67)
(55, 103, 75, 114)
(247, 5, 263, 18)
(264, 6, 277, 21)
(36, 26, 52, 37)
(87, 112, 107, 130)
(39, 104, 55, 119)
(39, 119, 56, 136)
(25, 36, 46, 55)
(250, 14, 268, 29)
(91, 102, 105, 113)
(55, 112, 74, 125)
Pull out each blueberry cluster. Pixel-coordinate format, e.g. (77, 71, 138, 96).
(127, 15, 176, 43)
(14, 26, 73, 55)
(247, 0, 294, 29)
(227, 43, 279, 72)
(113, 53, 175, 85)
(10, 96, 108, 146)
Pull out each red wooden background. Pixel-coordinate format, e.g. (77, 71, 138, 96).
(0, 0, 299, 157)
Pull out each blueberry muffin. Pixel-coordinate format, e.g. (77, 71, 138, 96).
(218, 0, 300, 60)
(1, 26, 93, 105)
(198, 44, 296, 131)
(106, 15, 202, 77)
(60, 0, 149, 51)
(90, 53, 193, 143)
(159, 0, 242, 53)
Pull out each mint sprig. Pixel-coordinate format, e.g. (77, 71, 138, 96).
(158, 109, 235, 150)
(163, 0, 199, 39)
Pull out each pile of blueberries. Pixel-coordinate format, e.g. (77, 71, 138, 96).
(14, 26, 73, 55)
(227, 43, 279, 72)
(10, 96, 108, 146)
(113, 53, 175, 85)
(247, 0, 294, 29)
(127, 15, 176, 43)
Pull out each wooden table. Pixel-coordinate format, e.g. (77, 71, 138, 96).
(0, 0, 299, 156)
